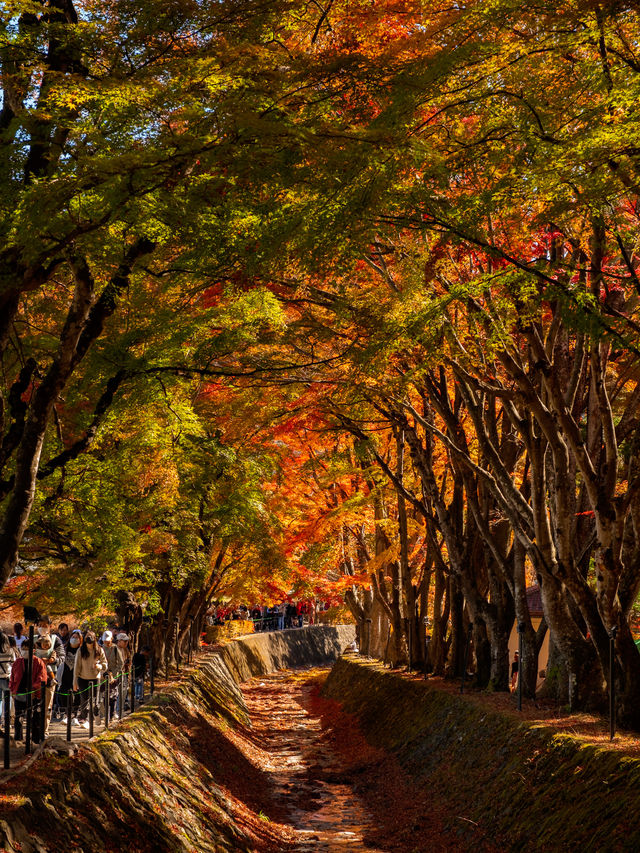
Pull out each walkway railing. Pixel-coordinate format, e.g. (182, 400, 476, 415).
(251, 615, 305, 632)
(2, 655, 156, 770)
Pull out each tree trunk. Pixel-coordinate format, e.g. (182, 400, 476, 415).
(430, 565, 449, 675)
(447, 577, 466, 678)
(474, 619, 491, 688)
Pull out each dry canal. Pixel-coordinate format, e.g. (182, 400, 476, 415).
(233, 668, 492, 852)
(3, 632, 634, 852)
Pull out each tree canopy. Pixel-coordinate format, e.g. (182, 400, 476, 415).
(4, 0, 640, 724)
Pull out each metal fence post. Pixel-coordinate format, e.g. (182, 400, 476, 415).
(3, 689, 10, 769)
(66, 691, 72, 742)
(130, 664, 135, 714)
(25, 624, 34, 754)
(423, 616, 431, 680)
(119, 674, 124, 720)
(25, 691, 32, 755)
(105, 673, 110, 729)
(517, 621, 525, 712)
(40, 683, 46, 741)
(150, 654, 155, 696)
(610, 626, 618, 740)
(89, 683, 94, 738)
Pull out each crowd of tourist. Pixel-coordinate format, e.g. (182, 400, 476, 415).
(207, 601, 320, 630)
(0, 615, 151, 743)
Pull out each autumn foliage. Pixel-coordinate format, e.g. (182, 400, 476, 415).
(3, 0, 640, 724)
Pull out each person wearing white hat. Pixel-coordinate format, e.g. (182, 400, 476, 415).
(35, 615, 65, 737)
(34, 632, 57, 736)
(103, 630, 127, 718)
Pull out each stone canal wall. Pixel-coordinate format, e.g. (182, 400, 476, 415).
(323, 656, 640, 853)
(0, 625, 355, 853)
(217, 624, 355, 683)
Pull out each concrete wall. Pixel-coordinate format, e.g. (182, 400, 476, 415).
(217, 624, 356, 683)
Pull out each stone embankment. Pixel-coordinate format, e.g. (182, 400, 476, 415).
(4, 628, 636, 853)
(0, 625, 354, 853)
(323, 656, 640, 852)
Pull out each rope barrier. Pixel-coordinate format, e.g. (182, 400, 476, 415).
(12, 674, 126, 700)
(2, 647, 163, 770)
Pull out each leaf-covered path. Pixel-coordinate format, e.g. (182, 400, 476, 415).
(232, 668, 496, 853)
(243, 669, 379, 851)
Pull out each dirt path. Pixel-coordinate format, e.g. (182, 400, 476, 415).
(235, 669, 496, 853)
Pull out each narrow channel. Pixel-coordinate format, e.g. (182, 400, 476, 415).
(242, 669, 382, 852)
(235, 669, 492, 853)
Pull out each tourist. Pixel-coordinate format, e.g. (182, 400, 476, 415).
(116, 632, 131, 664)
(132, 645, 150, 701)
(10, 638, 47, 742)
(61, 629, 82, 724)
(0, 629, 11, 724)
(286, 602, 297, 629)
(52, 622, 71, 720)
(116, 633, 131, 713)
(265, 605, 276, 631)
(103, 630, 127, 717)
(34, 632, 58, 737)
(13, 623, 26, 650)
(36, 615, 65, 736)
(73, 630, 107, 729)
(510, 651, 519, 692)
(101, 630, 117, 669)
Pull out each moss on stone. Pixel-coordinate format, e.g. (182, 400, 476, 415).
(324, 657, 640, 852)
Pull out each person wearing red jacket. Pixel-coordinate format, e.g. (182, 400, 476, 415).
(10, 638, 47, 742)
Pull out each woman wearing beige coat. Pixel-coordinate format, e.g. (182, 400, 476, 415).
(73, 630, 107, 729)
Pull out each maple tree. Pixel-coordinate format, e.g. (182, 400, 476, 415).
(0, 0, 330, 588)
(4, 0, 640, 726)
